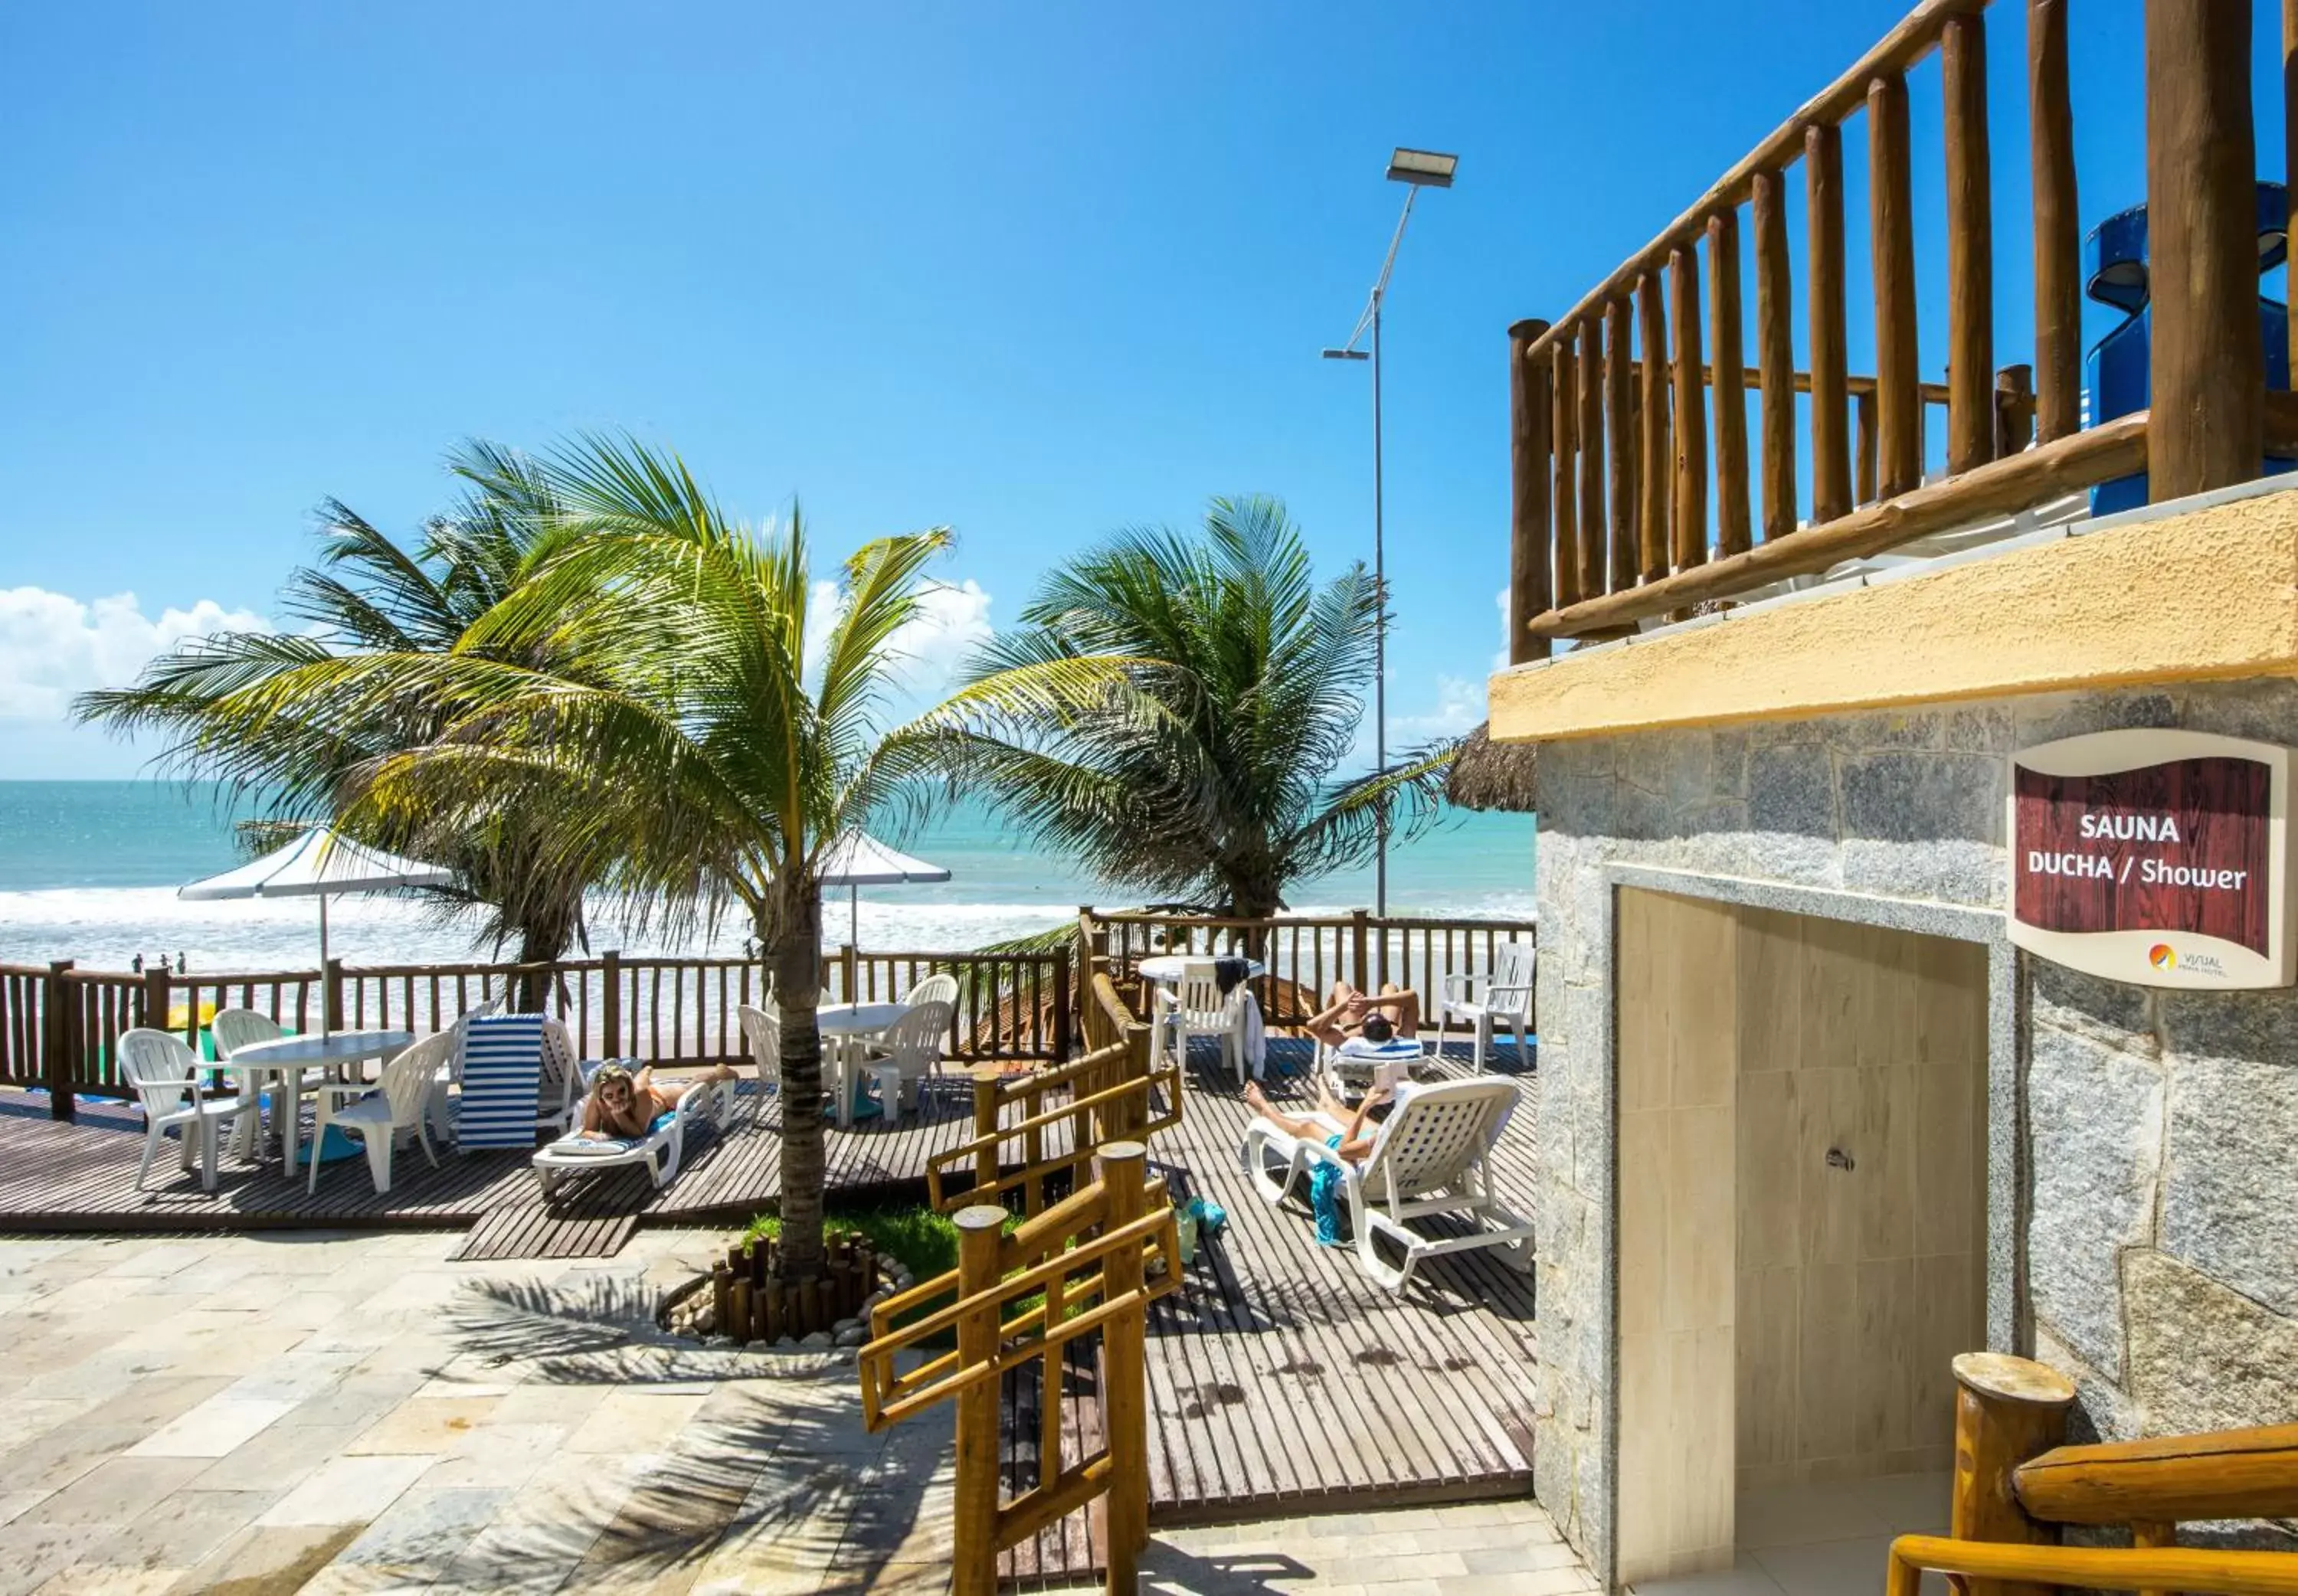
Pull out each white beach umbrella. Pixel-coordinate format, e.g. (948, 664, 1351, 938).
(178, 827, 455, 996)
(817, 832, 951, 948)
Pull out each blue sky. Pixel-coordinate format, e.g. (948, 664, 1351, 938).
(0, 2, 2267, 777)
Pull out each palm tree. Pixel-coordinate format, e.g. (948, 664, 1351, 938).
(74, 443, 597, 996)
(945, 495, 1453, 922)
(267, 435, 1036, 1277)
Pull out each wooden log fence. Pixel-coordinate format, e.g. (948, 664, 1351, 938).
(1085, 909, 1537, 1029)
(1504, 0, 2289, 646)
(859, 1141, 1180, 1596)
(1914, 1350, 2298, 1596)
(2, 945, 1071, 1116)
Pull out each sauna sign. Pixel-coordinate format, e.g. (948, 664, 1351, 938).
(2008, 731, 2293, 989)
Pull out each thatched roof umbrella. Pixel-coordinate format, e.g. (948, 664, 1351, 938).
(1445, 721, 1539, 813)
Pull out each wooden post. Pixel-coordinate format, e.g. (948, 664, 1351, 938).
(1638, 271, 1672, 581)
(143, 966, 174, 1054)
(2289, 0, 2298, 400)
(840, 944, 860, 1004)
(1350, 909, 1371, 996)
(1856, 391, 1880, 505)
(1508, 319, 1553, 661)
(1668, 244, 1709, 571)
(1578, 311, 1608, 597)
(1708, 209, 1751, 559)
(1097, 1141, 1151, 1593)
(1753, 167, 1796, 542)
(2031, 0, 2081, 444)
(1995, 365, 2037, 460)
(951, 1205, 1007, 1596)
(972, 1071, 1000, 1197)
(1871, 69, 1921, 499)
(42, 960, 74, 1122)
(1944, 11, 1996, 476)
(1050, 952, 1071, 1061)
(1553, 335, 1581, 609)
(1606, 295, 1639, 587)
(1950, 1352, 2076, 1596)
(1807, 121, 1851, 524)
(2147, 0, 2264, 501)
(600, 950, 622, 1058)
(322, 957, 345, 1035)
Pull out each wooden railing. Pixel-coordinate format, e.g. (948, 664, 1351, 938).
(1085, 908, 1537, 1028)
(929, 973, 1178, 1217)
(859, 1142, 1180, 1596)
(3, 944, 1069, 1117)
(1507, 0, 2285, 652)
(1921, 1352, 2298, 1596)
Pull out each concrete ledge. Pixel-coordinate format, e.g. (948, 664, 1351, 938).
(1491, 482, 2298, 743)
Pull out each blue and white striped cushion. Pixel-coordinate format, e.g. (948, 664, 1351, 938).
(459, 1013, 544, 1148)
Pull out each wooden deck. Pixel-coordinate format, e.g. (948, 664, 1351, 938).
(0, 1075, 993, 1249)
(0, 1038, 1542, 1569)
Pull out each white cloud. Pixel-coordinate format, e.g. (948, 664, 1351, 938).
(1493, 587, 1511, 672)
(801, 576, 995, 707)
(0, 587, 271, 721)
(1391, 673, 1485, 744)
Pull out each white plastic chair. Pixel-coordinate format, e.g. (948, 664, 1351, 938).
(533, 1076, 726, 1195)
(535, 1017, 593, 1135)
(737, 1003, 781, 1120)
(1434, 941, 1537, 1071)
(1157, 958, 1242, 1081)
(208, 1006, 283, 1059)
(1239, 1076, 1534, 1292)
(309, 1030, 452, 1195)
(902, 974, 960, 1074)
(118, 1028, 254, 1192)
(425, 996, 504, 1144)
(863, 1000, 955, 1123)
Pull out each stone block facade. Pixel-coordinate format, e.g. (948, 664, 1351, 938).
(1530, 678, 2298, 1579)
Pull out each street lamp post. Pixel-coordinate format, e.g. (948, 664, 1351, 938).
(1324, 146, 1456, 920)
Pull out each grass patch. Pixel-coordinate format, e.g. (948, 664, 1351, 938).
(741, 1204, 1004, 1284)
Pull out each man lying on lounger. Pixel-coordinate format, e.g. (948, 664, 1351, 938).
(1303, 980, 1421, 1048)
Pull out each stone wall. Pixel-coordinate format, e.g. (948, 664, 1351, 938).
(1530, 677, 2298, 1577)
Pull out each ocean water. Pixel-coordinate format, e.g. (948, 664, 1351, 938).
(0, 781, 1536, 973)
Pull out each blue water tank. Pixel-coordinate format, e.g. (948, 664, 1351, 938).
(2086, 181, 2294, 515)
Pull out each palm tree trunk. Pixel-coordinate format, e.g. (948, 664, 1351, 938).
(768, 878, 829, 1279)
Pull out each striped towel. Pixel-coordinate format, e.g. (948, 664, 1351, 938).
(458, 1013, 544, 1149)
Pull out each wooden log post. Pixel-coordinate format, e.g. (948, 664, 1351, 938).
(598, 950, 622, 1058)
(1553, 335, 1582, 609)
(322, 957, 345, 1035)
(951, 1205, 1007, 1596)
(1857, 391, 1881, 505)
(2031, 0, 2082, 444)
(143, 966, 174, 1053)
(1507, 319, 1553, 662)
(42, 960, 74, 1122)
(1097, 1141, 1151, 1593)
(1668, 245, 1710, 572)
(1050, 953, 1071, 1062)
(1995, 365, 2037, 460)
(1579, 311, 1609, 597)
(972, 1071, 1000, 1198)
(1350, 909, 1371, 996)
(2147, 0, 2264, 502)
(1753, 166, 1797, 541)
(1951, 1352, 2077, 1596)
(1638, 271, 1673, 580)
(1944, 10, 1996, 476)
(1808, 121, 1853, 523)
(2290, 0, 2298, 396)
(1606, 295, 1640, 587)
(1708, 208, 1752, 559)
(1871, 68, 1922, 499)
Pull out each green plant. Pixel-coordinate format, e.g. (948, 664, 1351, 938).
(942, 495, 1456, 921)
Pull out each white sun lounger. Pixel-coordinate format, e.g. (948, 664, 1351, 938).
(532, 1073, 732, 1196)
(1239, 1075, 1534, 1292)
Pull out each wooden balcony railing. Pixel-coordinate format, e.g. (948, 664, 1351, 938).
(1508, 0, 2287, 653)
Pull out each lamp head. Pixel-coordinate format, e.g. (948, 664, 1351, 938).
(1386, 148, 1458, 188)
(1321, 348, 1370, 361)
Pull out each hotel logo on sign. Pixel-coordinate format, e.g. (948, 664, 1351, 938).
(2008, 730, 2293, 989)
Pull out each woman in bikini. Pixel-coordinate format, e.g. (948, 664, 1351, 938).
(577, 1061, 735, 1140)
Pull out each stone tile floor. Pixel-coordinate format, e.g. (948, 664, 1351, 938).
(0, 1232, 1594, 1595)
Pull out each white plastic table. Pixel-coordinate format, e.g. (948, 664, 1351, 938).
(224, 1029, 414, 1174)
(816, 1002, 906, 1128)
(1136, 955, 1265, 986)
